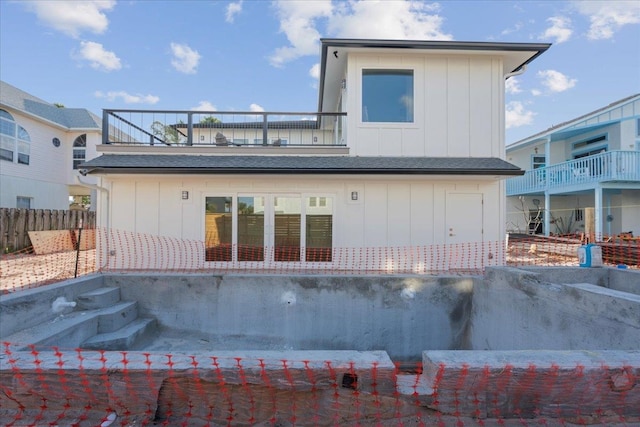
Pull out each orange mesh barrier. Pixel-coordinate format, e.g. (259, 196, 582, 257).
(1, 228, 638, 294)
(1, 344, 638, 426)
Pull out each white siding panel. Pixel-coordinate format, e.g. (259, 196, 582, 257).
(363, 183, 388, 246)
(110, 180, 136, 231)
(356, 128, 381, 156)
(134, 181, 159, 235)
(0, 175, 69, 209)
(158, 181, 185, 238)
(402, 128, 424, 156)
(379, 128, 403, 156)
(387, 184, 411, 245)
(425, 57, 448, 156)
(469, 58, 493, 157)
(409, 183, 434, 245)
(447, 57, 471, 157)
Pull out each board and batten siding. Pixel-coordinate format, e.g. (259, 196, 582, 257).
(96, 175, 504, 270)
(346, 53, 504, 158)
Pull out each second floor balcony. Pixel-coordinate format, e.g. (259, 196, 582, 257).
(102, 110, 347, 150)
(506, 150, 640, 195)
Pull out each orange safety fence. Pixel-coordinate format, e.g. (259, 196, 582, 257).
(1, 228, 638, 294)
(1, 343, 638, 426)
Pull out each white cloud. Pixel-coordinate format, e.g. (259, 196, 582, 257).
(76, 41, 121, 71)
(250, 103, 265, 112)
(540, 16, 572, 43)
(192, 101, 217, 111)
(531, 89, 542, 96)
(537, 69, 577, 93)
(23, 0, 115, 38)
(309, 63, 320, 80)
(269, 0, 333, 67)
(501, 22, 524, 36)
(269, 0, 452, 67)
(94, 90, 159, 105)
(573, 0, 640, 40)
(327, 1, 451, 40)
(170, 43, 201, 74)
(505, 77, 522, 95)
(226, 1, 243, 23)
(505, 101, 535, 129)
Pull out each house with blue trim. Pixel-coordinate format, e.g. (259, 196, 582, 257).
(505, 94, 640, 239)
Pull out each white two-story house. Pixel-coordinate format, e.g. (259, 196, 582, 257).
(81, 38, 550, 272)
(506, 94, 640, 239)
(0, 81, 101, 210)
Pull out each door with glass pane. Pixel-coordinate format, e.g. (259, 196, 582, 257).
(205, 194, 332, 264)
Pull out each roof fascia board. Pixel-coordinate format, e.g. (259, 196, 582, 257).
(507, 94, 640, 150)
(318, 38, 550, 112)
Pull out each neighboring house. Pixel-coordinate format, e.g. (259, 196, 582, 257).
(81, 38, 550, 272)
(505, 94, 640, 239)
(0, 81, 101, 210)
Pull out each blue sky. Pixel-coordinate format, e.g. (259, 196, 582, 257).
(1, 0, 639, 144)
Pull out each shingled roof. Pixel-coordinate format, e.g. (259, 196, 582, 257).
(0, 80, 100, 129)
(80, 154, 524, 176)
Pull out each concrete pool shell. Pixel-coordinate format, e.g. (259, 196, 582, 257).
(1, 266, 639, 423)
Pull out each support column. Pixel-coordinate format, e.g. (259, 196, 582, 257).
(544, 191, 551, 236)
(543, 136, 552, 236)
(594, 186, 603, 241)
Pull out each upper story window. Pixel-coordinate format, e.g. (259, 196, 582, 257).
(73, 134, 87, 169)
(532, 155, 546, 169)
(0, 109, 31, 165)
(572, 134, 607, 159)
(362, 69, 414, 123)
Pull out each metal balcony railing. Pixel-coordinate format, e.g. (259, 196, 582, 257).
(506, 150, 640, 195)
(102, 110, 347, 147)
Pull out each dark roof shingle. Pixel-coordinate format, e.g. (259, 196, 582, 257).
(81, 154, 523, 176)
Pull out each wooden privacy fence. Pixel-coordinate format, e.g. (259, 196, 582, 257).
(0, 208, 95, 253)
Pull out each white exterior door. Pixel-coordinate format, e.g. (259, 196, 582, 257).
(446, 192, 484, 270)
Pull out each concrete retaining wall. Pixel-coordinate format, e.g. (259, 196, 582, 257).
(108, 274, 476, 361)
(472, 267, 640, 350)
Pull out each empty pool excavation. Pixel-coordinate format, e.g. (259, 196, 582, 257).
(1, 266, 639, 424)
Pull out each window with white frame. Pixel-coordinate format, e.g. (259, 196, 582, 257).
(1, 109, 31, 164)
(73, 134, 86, 169)
(362, 69, 414, 123)
(532, 155, 546, 169)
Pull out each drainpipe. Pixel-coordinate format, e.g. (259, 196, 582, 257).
(75, 175, 110, 269)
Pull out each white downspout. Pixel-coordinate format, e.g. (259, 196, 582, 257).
(75, 175, 110, 269)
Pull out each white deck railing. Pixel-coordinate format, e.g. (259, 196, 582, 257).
(506, 150, 640, 195)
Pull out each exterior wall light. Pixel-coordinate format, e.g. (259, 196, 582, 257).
(181, 191, 189, 200)
(351, 191, 358, 201)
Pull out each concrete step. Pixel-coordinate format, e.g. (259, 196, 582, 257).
(4, 310, 99, 351)
(97, 301, 138, 333)
(81, 318, 157, 351)
(77, 287, 121, 309)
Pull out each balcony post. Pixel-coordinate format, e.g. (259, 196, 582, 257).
(102, 111, 109, 145)
(187, 113, 193, 146)
(262, 114, 268, 145)
(544, 136, 551, 166)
